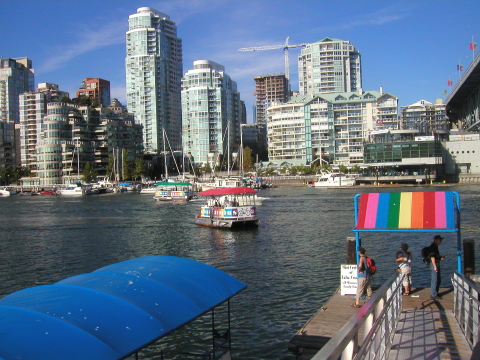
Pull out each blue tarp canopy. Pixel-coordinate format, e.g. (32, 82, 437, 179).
(0, 255, 246, 360)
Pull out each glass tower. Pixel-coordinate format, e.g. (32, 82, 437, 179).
(298, 38, 361, 96)
(0, 57, 35, 123)
(126, 7, 183, 154)
(182, 60, 242, 167)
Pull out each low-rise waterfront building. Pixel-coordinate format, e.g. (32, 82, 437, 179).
(400, 99, 448, 134)
(266, 89, 398, 167)
(359, 129, 443, 184)
(444, 130, 480, 182)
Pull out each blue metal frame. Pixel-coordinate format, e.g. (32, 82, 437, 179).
(352, 192, 462, 274)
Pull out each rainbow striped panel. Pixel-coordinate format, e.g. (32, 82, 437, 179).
(355, 192, 456, 230)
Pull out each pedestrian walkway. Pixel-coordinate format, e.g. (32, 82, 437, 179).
(288, 287, 473, 359)
(388, 287, 471, 360)
(388, 310, 471, 359)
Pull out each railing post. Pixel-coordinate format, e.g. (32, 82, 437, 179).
(341, 336, 357, 360)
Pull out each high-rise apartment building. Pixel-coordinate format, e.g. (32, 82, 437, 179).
(182, 60, 242, 167)
(254, 74, 289, 126)
(0, 57, 34, 123)
(76, 78, 111, 106)
(0, 121, 15, 169)
(298, 38, 361, 96)
(126, 7, 183, 154)
(19, 83, 69, 168)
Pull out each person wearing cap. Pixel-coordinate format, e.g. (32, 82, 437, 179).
(396, 243, 412, 295)
(429, 235, 445, 299)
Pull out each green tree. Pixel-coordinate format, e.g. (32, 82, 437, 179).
(350, 165, 361, 173)
(122, 149, 133, 181)
(242, 146, 254, 172)
(264, 167, 276, 176)
(60, 96, 71, 103)
(339, 164, 348, 173)
(201, 162, 212, 175)
(0, 166, 14, 185)
(132, 157, 145, 181)
(82, 162, 97, 183)
(77, 96, 92, 106)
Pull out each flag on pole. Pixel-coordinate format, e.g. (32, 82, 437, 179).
(457, 64, 463, 71)
(442, 89, 447, 95)
(448, 80, 453, 86)
(470, 42, 477, 50)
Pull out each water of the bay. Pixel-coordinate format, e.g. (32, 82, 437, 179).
(1, 185, 479, 359)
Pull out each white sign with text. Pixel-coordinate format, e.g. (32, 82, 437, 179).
(341, 264, 358, 295)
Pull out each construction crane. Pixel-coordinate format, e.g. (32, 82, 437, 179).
(238, 37, 306, 81)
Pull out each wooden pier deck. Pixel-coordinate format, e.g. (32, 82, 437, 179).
(288, 287, 470, 360)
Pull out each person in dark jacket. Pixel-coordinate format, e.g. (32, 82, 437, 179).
(429, 235, 445, 299)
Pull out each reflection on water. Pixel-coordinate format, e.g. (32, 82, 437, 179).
(0, 186, 479, 359)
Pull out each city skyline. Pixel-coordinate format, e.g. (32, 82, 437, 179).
(2, 0, 480, 123)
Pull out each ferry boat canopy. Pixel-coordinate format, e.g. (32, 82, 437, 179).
(0, 255, 246, 360)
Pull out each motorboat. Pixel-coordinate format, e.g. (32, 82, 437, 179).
(195, 187, 260, 228)
(119, 182, 141, 191)
(58, 184, 84, 196)
(198, 177, 243, 191)
(313, 172, 356, 187)
(153, 182, 194, 201)
(140, 186, 157, 195)
(0, 187, 17, 196)
(39, 191, 56, 195)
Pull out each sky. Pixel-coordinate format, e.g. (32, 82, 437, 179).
(2, 0, 480, 123)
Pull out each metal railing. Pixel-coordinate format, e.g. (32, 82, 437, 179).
(312, 272, 403, 360)
(452, 272, 480, 349)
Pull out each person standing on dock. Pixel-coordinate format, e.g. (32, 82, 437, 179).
(428, 235, 445, 300)
(396, 243, 412, 296)
(352, 247, 372, 308)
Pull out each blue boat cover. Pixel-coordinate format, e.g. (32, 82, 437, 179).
(0, 255, 246, 360)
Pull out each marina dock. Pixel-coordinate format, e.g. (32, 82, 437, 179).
(288, 286, 472, 359)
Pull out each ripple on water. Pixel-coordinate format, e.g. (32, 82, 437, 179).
(0, 186, 478, 359)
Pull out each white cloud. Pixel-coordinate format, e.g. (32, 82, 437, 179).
(38, 19, 126, 74)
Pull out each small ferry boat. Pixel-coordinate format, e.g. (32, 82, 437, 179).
(313, 172, 356, 187)
(195, 187, 260, 228)
(153, 182, 194, 201)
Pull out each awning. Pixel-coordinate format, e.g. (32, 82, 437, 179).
(353, 191, 458, 231)
(351, 191, 462, 273)
(154, 182, 192, 186)
(0, 255, 246, 360)
(198, 187, 257, 196)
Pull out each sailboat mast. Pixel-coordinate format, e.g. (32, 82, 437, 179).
(76, 140, 80, 181)
(241, 126, 244, 177)
(227, 121, 230, 177)
(163, 127, 168, 180)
